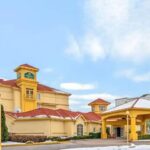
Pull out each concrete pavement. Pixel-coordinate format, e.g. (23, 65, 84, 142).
(3, 139, 150, 150)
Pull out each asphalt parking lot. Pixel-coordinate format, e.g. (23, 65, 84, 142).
(3, 139, 150, 150)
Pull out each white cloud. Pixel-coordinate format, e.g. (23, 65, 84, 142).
(83, 33, 105, 61)
(117, 69, 150, 82)
(69, 92, 121, 111)
(43, 68, 53, 73)
(60, 82, 95, 90)
(66, 33, 105, 62)
(65, 35, 82, 60)
(71, 93, 120, 101)
(114, 31, 150, 63)
(85, 0, 130, 32)
(69, 99, 81, 105)
(66, 0, 150, 63)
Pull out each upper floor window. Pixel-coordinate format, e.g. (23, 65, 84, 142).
(92, 107, 95, 112)
(24, 72, 34, 79)
(37, 93, 41, 100)
(26, 88, 34, 99)
(99, 106, 106, 111)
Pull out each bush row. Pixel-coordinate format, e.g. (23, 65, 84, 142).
(9, 132, 101, 143)
(89, 132, 101, 139)
(138, 134, 150, 140)
(48, 132, 101, 141)
(9, 135, 47, 143)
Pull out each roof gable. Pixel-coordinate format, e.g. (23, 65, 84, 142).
(88, 98, 110, 106)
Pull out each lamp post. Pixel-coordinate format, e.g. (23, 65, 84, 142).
(126, 111, 129, 145)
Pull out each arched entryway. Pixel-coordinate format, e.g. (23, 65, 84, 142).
(77, 124, 83, 136)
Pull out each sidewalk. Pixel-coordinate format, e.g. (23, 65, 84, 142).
(2, 140, 59, 147)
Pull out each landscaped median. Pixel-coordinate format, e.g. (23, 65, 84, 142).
(2, 135, 60, 147)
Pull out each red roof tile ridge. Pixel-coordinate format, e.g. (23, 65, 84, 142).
(6, 108, 101, 122)
(20, 64, 38, 69)
(88, 98, 110, 105)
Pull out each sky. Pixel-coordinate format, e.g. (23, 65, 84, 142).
(1, 0, 150, 112)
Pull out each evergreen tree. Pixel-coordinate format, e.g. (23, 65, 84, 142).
(1, 105, 9, 142)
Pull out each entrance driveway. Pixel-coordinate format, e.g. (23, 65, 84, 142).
(3, 139, 150, 150)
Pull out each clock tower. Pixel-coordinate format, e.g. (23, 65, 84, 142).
(15, 64, 39, 112)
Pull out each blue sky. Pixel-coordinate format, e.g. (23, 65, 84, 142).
(1, 0, 150, 112)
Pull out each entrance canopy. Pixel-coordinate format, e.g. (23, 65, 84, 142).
(101, 98, 150, 141)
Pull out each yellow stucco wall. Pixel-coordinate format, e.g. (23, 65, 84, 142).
(6, 115, 101, 137)
(0, 86, 15, 112)
(0, 85, 69, 112)
(37, 92, 69, 110)
(10, 119, 50, 136)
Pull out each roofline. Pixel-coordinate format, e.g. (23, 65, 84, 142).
(14, 65, 39, 72)
(37, 90, 71, 96)
(88, 101, 110, 106)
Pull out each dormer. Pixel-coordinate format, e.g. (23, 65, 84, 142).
(88, 98, 110, 114)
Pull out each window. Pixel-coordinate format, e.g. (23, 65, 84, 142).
(92, 107, 95, 112)
(37, 93, 41, 100)
(93, 127, 96, 132)
(77, 124, 83, 136)
(99, 106, 106, 111)
(146, 120, 150, 134)
(17, 73, 21, 79)
(26, 88, 34, 99)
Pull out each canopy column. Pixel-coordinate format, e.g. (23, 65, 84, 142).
(130, 115, 138, 141)
(101, 118, 107, 139)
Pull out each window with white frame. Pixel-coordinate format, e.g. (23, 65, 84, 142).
(26, 88, 34, 99)
(99, 106, 106, 111)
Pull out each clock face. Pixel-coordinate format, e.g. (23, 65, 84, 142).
(24, 72, 34, 79)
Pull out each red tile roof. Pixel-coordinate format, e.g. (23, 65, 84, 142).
(19, 64, 38, 70)
(81, 112, 101, 121)
(6, 108, 101, 122)
(0, 79, 18, 88)
(88, 98, 110, 106)
(0, 79, 70, 95)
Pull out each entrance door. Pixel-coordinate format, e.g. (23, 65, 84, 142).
(77, 124, 83, 136)
(116, 127, 121, 137)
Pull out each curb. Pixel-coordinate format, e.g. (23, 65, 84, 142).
(2, 141, 60, 147)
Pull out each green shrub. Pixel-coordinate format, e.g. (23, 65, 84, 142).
(1, 105, 9, 142)
(89, 132, 101, 139)
(9, 135, 47, 143)
(138, 134, 150, 140)
(71, 135, 92, 140)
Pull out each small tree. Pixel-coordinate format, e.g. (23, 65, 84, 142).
(1, 105, 9, 142)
